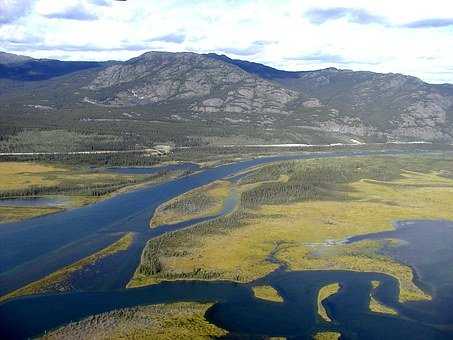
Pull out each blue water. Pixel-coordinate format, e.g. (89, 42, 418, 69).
(347, 220, 453, 326)
(0, 270, 451, 339)
(0, 150, 388, 295)
(1, 150, 452, 339)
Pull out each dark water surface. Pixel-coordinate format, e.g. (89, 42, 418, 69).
(348, 220, 453, 326)
(1, 150, 453, 339)
(0, 270, 451, 339)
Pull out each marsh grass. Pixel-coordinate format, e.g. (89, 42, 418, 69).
(0, 161, 145, 197)
(317, 283, 341, 322)
(0, 161, 161, 222)
(41, 302, 227, 340)
(0, 206, 60, 223)
(252, 285, 284, 303)
(131, 154, 453, 303)
(150, 180, 231, 227)
(369, 280, 398, 316)
(313, 331, 341, 340)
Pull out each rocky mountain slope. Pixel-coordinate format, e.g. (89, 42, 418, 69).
(1, 50, 453, 143)
(86, 52, 303, 126)
(211, 54, 453, 142)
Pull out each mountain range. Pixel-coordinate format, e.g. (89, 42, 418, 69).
(1, 50, 453, 144)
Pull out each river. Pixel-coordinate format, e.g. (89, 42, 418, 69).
(1, 150, 453, 339)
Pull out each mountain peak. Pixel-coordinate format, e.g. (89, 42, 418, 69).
(205, 52, 300, 79)
(1, 50, 453, 143)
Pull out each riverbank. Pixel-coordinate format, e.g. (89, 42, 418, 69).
(2, 151, 453, 339)
(41, 302, 226, 340)
(131, 154, 453, 303)
(0, 161, 206, 224)
(150, 180, 231, 228)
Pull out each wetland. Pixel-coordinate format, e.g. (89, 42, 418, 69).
(2, 150, 453, 339)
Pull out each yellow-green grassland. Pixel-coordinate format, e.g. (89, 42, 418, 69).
(130, 154, 453, 304)
(313, 331, 341, 340)
(150, 180, 231, 227)
(41, 302, 227, 340)
(317, 283, 341, 322)
(252, 285, 284, 302)
(0, 161, 146, 223)
(369, 280, 398, 315)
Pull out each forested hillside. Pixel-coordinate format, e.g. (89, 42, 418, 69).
(1, 50, 453, 154)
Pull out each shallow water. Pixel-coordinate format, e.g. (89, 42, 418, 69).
(0, 196, 67, 207)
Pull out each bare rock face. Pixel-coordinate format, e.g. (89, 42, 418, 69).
(266, 67, 453, 141)
(319, 117, 379, 137)
(88, 52, 249, 106)
(302, 98, 323, 108)
(192, 78, 298, 115)
(87, 51, 301, 117)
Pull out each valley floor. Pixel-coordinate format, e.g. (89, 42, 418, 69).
(3, 152, 453, 338)
(131, 154, 453, 304)
(0, 161, 197, 224)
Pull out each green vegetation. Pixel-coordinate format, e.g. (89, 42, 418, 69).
(0, 206, 60, 223)
(3, 51, 453, 152)
(0, 161, 188, 223)
(313, 331, 341, 340)
(129, 209, 254, 287)
(0, 161, 141, 198)
(0, 130, 125, 153)
(150, 180, 231, 227)
(0, 233, 134, 302)
(252, 285, 284, 303)
(0, 162, 66, 190)
(41, 302, 227, 340)
(131, 154, 453, 303)
(369, 280, 398, 316)
(317, 283, 341, 322)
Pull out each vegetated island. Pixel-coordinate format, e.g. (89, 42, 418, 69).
(150, 180, 231, 227)
(369, 280, 398, 315)
(252, 285, 284, 303)
(130, 154, 453, 304)
(317, 283, 341, 322)
(40, 302, 227, 340)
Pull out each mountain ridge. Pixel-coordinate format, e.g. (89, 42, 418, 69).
(1, 50, 453, 144)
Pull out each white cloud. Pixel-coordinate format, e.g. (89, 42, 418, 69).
(0, 0, 34, 24)
(0, 0, 453, 83)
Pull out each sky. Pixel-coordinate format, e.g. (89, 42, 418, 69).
(1, 0, 453, 83)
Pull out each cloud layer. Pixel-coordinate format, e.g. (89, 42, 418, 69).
(0, 0, 34, 24)
(306, 7, 385, 25)
(0, 0, 453, 83)
(43, 6, 98, 21)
